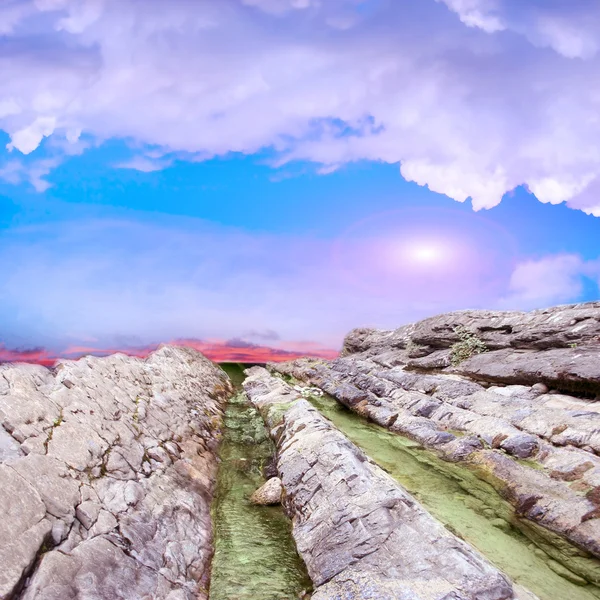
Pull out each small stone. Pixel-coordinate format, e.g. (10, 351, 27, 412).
(76, 501, 101, 530)
(146, 446, 170, 464)
(124, 481, 144, 507)
(531, 383, 549, 395)
(500, 434, 539, 459)
(250, 477, 283, 505)
(164, 441, 180, 458)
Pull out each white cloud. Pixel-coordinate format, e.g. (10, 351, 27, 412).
(438, 0, 600, 59)
(437, 0, 505, 33)
(0, 156, 59, 191)
(7, 116, 57, 154)
(0, 0, 600, 213)
(114, 155, 173, 173)
(499, 254, 599, 310)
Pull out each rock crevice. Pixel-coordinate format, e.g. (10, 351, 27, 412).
(270, 302, 600, 588)
(243, 366, 536, 600)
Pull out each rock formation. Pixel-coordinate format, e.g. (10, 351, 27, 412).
(243, 367, 537, 599)
(2, 301, 600, 600)
(269, 302, 600, 590)
(250, 477, 283, 505)
(0, 346, 232, 600)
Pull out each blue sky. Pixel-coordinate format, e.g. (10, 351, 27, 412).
(1, 0, 600, 356)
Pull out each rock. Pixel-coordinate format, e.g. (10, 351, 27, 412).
(76, 501, 101, 530)
(454, 346, 600, 395)
(244, 368, 520, 599)
(0, 345, 232, 600)
(0, 465, 53, 599)
(532, 383, 549, 395)
(268, 301, 600, 570)
(500, 433, 539, 458)
(250, 477, 283, 505)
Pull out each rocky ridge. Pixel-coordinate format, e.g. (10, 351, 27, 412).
(243, 366, 537, 599)
(0, 346, 232, 600)
(269, 302, 600, 589)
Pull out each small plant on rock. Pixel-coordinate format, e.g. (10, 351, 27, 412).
(450, 326, 488, 366)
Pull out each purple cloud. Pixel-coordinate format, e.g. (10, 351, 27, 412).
(1, 0, 600, 214)
(1, 214, 597, 350)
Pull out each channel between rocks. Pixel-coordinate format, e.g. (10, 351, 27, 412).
(208, 363, 312, 600)
(212, 364, 600, 600)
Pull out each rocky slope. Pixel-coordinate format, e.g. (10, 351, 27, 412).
(269, 302, 600, 590)
(0, 346, 232, 600)
(244, 367, 537, 599)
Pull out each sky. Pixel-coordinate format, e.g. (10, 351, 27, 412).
(1, 0, 600, 362)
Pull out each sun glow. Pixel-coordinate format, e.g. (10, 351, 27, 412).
(408, 244, 444, 263)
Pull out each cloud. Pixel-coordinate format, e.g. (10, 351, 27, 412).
(498, 253, 600, 310)
(240, 328, 281, 341)
(114, 155, 173, 173)
(0, 213, 522, 349)
(0, 338, 338, 366)
(438, 0, 600, 58)
(0, 157, 59, 191)
(0, 1, 599, 213)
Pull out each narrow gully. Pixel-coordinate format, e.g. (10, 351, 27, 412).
(208, 364, 312, 600)
(305, 391, 600, 600)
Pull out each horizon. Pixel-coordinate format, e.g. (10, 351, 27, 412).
(1, 0, 600, 362)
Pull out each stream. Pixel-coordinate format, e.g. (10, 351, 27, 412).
(306, 392, 600, 600)
(210, 364, 600, 600)
(209, 364, 312, 600)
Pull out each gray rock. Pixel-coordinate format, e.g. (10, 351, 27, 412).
(270, 302, 600, 566)
(250, 477, 283, 505)
(499, 434, 539, 458)
(244, 368, 522, 600)
(0, 464, 53, 599)
(0, 345, 232, 600)
(0, 425, 23, 462)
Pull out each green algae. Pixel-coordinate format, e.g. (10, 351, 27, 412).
(307, 392, 600, 600)
(219, 362, 250, 388)
(209, 384, 312, 600)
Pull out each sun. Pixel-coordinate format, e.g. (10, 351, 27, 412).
(409, 244, 444, 263)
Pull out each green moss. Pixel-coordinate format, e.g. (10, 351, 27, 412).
(450, 325, 489, 366)
(263, 401, 299, 429)
(219, 363, 250, 389)
(210, 392, 311, 600)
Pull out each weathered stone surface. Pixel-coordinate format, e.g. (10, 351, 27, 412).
(250, 477, 283, 505)
(244, 367, 528, 600)
(269, 302, 600, 584)
(343, 302, 600, 355)
(0, 345, 232, 600)
(454, 346, 600, 394)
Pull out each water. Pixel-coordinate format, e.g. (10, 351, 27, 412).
(209, 364, 312, 600)
(307, 392, 600, 600)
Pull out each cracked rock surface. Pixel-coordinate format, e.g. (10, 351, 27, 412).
(0, 346, 232, 600)
(244, 367, 536, 600)
(269, 302, 600, 587)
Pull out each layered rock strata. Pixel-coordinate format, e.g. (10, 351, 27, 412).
(244, 366, 537, 600)
(341, 302, 600, 395)
(269, 302, 600, 587)
(0, 346, 232, 600)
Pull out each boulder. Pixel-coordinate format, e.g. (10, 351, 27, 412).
(250, 477, 283, 505)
